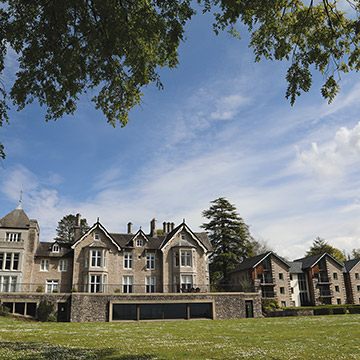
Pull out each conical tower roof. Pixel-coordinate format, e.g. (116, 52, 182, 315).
(0, 201, 30, 228)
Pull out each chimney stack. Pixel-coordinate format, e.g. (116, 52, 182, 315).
(150, 218, 157, 237)
(163, 221, 167, 234)
(127, 222, 133, 234)
(74, 213, 82, 241)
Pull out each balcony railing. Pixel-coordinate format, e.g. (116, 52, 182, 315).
(315, 276, 331, 284)
(262, 291, 277, 298)
(319, 289, 333, 297)
(259, 277, 275, 285)
(0, 283, 213, 294)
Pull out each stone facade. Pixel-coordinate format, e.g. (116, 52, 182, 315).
(0, 204, 212, 296)
(229, 252, 292, 307)
(0, 292, 262, 322)
(344, 259, 360, 304)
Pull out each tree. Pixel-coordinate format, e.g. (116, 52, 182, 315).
(305, 236, 346, 262)
(252, 238, 273, 256)
(202, 197, 254, 287)
(55, 214, 89, 243)
(1, 1, 360, 158)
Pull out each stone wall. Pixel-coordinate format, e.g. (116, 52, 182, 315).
(0, 291, 262, 322)
(70, 292, 262, 322)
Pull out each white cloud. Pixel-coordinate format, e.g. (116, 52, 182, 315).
(210, 94, 251, 120)
(297, 121, 360, 179)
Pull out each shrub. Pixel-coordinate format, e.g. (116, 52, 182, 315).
(114, 288, 121, 293)
(36, 299, 54, 322)
(48, 315, 57, 322)
(262, 298, 280, 314)
(71, 288, 77, 293)
(36, 285, 44, 293)
(0, 303, 9, 317)
(333, 307, 346, 315)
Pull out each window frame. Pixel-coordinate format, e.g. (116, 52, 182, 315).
(123, 275, 133, 293)
(146, 276, 156, 293)
(40, 259, 49, 272)
(124, 252, 133, 269)
(58, 259, 67, 272)
(46, 279, 59, 293)
(146, 253, 155, 270)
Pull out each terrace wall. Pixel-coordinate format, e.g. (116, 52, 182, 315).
(0, 292, 262, 322)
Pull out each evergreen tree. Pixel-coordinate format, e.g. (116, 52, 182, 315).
(202, 197, 254, 288)
(305, 237, 345, 263)
(55, 214, 89, 243)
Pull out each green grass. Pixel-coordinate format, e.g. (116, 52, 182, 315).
(0, 315, 360, 359)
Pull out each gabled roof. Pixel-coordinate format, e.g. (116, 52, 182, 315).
(293, 253, 343, 269)
(124, 229, 151, 247)
(35, 241, 73, 258)
(0, 206, 30, 229)
(160, 222, 212, 252)
(110, 232, 164, 250)
(230, 252, 290, 274)
(344, 258, 360, 273)
(71, 221, 121, 251)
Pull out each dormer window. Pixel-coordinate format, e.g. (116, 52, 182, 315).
(94, 232, 100, 240)
(52, 245, 59, 253)
(136, 239, 143, 247)
(181, 233, 186, 240)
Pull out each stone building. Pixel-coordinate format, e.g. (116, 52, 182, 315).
(0, 203, 262, 321)
(0, 203, 212, 294)
(229, 252, 292, 307)
(343, 258, 360, 305)
(292, 254, 347, 306)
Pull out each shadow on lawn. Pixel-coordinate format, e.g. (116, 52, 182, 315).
(0, 342, 156, 359)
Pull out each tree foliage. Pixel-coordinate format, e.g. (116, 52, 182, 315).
(55, 214, 89, 243)
(1, 1, 360, 158)
(305, 236, 345, 262)
(202, 197, 254, 287)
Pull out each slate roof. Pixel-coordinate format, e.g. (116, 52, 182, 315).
(289, 261, 303, 273)
(229, 252, 272, 273)
(0, 207, 30, 229)
(344, 259, 360, 273)
(293, 253, 344, 269)
(35, 241, 73, 258)
(229, 252, 290, 274)
(110, 233, 164, 250)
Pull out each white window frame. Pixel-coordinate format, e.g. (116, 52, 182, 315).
(40, 259, 49, 272)
(94, 232, 100, 240)
(180, 250, 192, 267)
(52, 244, 59, 253)
(146, 253, 155, 270)
(90, 274, 101, 293)
(5, 232, 21, 242)
(91, 250, 102, 267)
(136, 239, 143, 247)
(146, 276, 156, 293)
(123, 276, 133, 293)
(0, 252, 20, 271)
(124, 253, 133, 269)
(58, 259, 67, 272)
(181, 275, 193, 291)
(46, 280, 59, 293)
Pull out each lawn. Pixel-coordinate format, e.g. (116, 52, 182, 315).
(0, 315, 359, 359)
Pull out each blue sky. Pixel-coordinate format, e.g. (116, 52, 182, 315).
(2, 2, 360, 259)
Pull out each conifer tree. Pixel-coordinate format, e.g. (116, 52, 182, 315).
(55, 214, 89, 243)
(202, 197, 254, 288)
